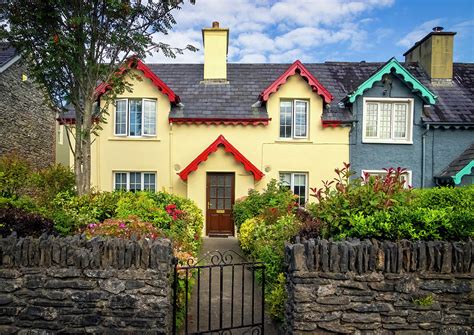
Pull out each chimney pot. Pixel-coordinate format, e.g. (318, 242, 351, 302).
(433, 26, 444, 32)
(212, 21, 220, 28)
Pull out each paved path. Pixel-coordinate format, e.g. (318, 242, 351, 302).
(182, 237, 279, 334)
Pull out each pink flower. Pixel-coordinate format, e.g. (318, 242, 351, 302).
(119, 223, 126, 229)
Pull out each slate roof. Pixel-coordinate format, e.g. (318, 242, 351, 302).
(0, 42, 18, 70)
(436, 144, 474, 178)
(147, 62, 474, 124)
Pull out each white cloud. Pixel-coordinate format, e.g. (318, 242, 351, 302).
(239, 53, 267, 63)
(397, 19, 442, 47)
(145, 0, 396, 64)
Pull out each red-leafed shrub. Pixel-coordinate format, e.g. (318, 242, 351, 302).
(0, 205, 55, 237)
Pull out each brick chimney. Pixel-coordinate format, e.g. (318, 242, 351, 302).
(202, 21, 229, 82)
(403, 27, 456, 85)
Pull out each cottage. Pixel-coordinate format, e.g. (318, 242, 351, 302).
(62, 23, 473, 236)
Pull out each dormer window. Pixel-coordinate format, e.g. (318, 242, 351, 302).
(114, 98, 156, 137)
(279, 100, 309, 139)
(362, 98, 413, 144)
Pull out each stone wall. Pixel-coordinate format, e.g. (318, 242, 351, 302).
(285, 238, 473, 334)
(0, 60, 55, 169)
(0, 235, 174, 334)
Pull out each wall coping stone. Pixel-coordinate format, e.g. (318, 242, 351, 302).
(0, 234, 173, 270)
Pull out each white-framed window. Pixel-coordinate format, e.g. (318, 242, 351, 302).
(362, 98, 413, 144)
(113, 172, 156, 192)
(114, 98, 157, 137)
(361, 169, 412, 188)
(279, 172, 308, 205)
(279, 100, 309, 139)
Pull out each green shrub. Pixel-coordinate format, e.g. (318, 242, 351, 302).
(49, 191, 121, 235)
(30, 164, 75, 205)
(304, 164, 474, 241)
(0, 153, 32, 198)
(238, 214, 300, 321)
(266, 273, 287, 323)
(239, 217, 260, 254)
(233, 179, 297, 231)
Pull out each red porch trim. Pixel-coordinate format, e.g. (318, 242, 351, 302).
(321, 120, 342, 128)
(169, 117, 271, 126)
(178, 135, 265, 181)
(95, 58, 179, 103)
(259, 60, 333, 104)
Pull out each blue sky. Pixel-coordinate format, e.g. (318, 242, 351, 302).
(147, 0, 474, 64)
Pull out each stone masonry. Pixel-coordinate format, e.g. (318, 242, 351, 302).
(0, 60, 55, 169)
(285, 238, 473, 334)
(0, 235, 174, 334)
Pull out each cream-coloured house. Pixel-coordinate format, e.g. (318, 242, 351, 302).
(66, 22, 351, 236)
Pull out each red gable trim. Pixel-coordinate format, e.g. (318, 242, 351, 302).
(259, 60, 333, 104)
(169, 117, 271, 126)
(95, 58, 179, 103)
(178, 135, 265, 181)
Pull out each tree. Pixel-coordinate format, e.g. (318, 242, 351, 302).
(0, 0, 196, 195)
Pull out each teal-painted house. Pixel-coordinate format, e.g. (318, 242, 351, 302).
(326, 28, 473, 187)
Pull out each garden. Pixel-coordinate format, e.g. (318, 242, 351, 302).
(0, 153, 203, 326)
(233, 163, 474, 322)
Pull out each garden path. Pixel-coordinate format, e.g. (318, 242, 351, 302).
(183, 237, 280, 334)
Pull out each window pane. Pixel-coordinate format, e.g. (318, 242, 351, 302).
(279, 173, 291, 188)
(210, 175, 217, 186)
(210, 187, 216, 198)
(225, 199, 231, 210)
(218, 187, 224, 198)
(143, 100, 156, 136)
(394, 103, 407, 138)
(217, 198, 224, 210)
(115, 100, 127, 135)
(279, 101, 293, 138)
(365, 103, 378, 137)
(129, 99, 142, 136)
(115, 172, 127, 190)
(129, 172, 141, 192)
(379, 103, 392, 139)
(293, 174, 307, 205)
(294, 101, 308, 137)
(210, 198, 216, 209)
(143, 173, 156, 192)
(218, 175, 224, 186)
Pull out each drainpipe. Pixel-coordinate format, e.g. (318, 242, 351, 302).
(421, 123, 430, 188)
(169, 121, 173, 193)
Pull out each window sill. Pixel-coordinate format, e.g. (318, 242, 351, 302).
(108, 137, 161, 142)
(362, 139, 413, 145)
(275, 139, 313, 144)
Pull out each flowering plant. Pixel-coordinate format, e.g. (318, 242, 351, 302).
(83, 216, 161, 240)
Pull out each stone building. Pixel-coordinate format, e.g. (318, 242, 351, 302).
(0, 43, 55, 169)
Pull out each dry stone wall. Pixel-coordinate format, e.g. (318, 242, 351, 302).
(285, 238, 473, 334)
(0, 235, 174, 334)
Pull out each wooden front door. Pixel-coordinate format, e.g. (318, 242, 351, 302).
(206, 173, 235, 236)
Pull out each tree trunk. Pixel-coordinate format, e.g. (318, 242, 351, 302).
(74, 98, 93, 195)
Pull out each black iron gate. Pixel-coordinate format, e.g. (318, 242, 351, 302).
(172, 250, 265, 335)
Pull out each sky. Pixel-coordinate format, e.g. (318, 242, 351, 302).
(146, 0, 474, 64)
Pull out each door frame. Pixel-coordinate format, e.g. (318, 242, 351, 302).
(205, 172, 235, 237)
